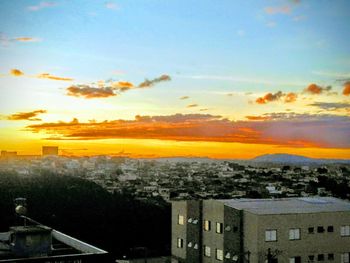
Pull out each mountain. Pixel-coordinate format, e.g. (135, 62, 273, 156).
(251, 153, 350, 164)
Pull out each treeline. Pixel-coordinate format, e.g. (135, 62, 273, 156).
(0, 171, 171, 259)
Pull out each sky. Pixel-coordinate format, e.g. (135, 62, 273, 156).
(0, 0, 350, 159)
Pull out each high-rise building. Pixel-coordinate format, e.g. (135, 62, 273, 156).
(42, 146, 59, 156)
(0, 151, 18, 158)
(172, 197, 350, 263)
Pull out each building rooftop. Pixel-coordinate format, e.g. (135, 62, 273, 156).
(219, 197, 350, 215)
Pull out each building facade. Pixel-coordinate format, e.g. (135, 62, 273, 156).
(172, 197, 350, 263)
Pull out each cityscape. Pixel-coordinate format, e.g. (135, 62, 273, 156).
(1, 0, 350, 262)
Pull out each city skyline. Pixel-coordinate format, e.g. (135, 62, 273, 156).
(1, 0, 350, 159)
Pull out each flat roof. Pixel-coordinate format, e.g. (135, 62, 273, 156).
(219, 197, 350, 215)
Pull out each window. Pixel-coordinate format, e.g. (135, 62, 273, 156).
(265, 229, 277, 242)
(187, 218, 193, 223)
(204, 220, 211, 231)
(327, 226, 334, 232)
(225, 252, 231, 259)
(216, 249, 224, 261)
(341, 225, 350, 236)
(204, 246, 211, 257)
(233, 226, 239, 232)
(308, 255, 315, 262)
(289, 228, 300, 240)
(193, 243, 198, 249)
(328, 253, 334, 260)
(308, 227, 314, 234)
(289, 256, 301, 263)
(216, 222, 223, 234)
(317, 226, 325, 233)
(178, 215, 184, 225)
(177, 238, 183, 248)
(187, 242, 192, 248)
(317, 254, 324, 261)
(341, 253, 349, 263)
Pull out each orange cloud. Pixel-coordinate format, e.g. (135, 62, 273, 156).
(304, 83, 332, 95)
(10, 69, 24, 76)
(245, 116, 271, 121)
(284, 92, 298, 103)
(187, 104, 198, 108)
(37, 73, 73, 81)
(25, 113, 350, 149)
(343, 82, 350, 96)
(256, 91, 284, 104)
(7, 110, 47, 121)
(66, 85, 116, 99)
(264, 5, 292, 15)
(112, 81, 134, 92)
(14, 37, 40, 42)
(138, 74, 171, 88)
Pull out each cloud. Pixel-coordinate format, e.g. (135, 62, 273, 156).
(264, 5, 292, 15)
(28, 1, 56, 11)
(284, 92, 298, 103)
(25, 113, 350, 148)
(245, 116, 271, 121)
(10, 69, 24, 76)
(343, 82, 350, 96)
(199, 108, 209, 111)
(308, 102, 350, 111)
(303, 83, 332, 95)
(113, 81, 134, 92)
(256, 91, 284, 104)
(105, 1, 118, 10)
(180, 96, 189, 100)
(7, 110, 47, 121)
(37, 73, 73, 81)
(138, 74, 171, 88)
(292, 15, 306, 22)
(14, 37, 41, 42)
(187, 104, 198, 108)
(66, 85, 116, 99)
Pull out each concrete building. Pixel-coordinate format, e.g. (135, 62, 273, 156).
(172, 197, 350, 263)
(42, 146, 59, 156)
(0, 220, 109, 262)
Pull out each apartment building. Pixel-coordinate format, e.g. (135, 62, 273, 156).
(172, 197, 350, 263)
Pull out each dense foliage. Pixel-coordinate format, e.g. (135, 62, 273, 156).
(0, 171, 171, 259)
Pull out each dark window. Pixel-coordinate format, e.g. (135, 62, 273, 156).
(308, 227, 314, 234)
(295, 256, 301, 263)
(327, 226, 334, 232)
(317, 254, 324, 261)
(233, 226, 238, 232)
(328, 254, 334, 260)
(317, 226, 324, 233)
(308, 255, 315, 261)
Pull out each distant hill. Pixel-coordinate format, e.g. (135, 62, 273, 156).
(251, 153, 350, 164)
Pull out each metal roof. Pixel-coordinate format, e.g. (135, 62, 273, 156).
(219, 197, 350, 215)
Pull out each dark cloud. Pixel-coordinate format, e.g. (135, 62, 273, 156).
(308, 102, 350, 111)
(7, 110, 47, 121)
(66, 85, 116, 99)
(256, 91, 284, 104)
(180, 96, 189, 100)
(284, 92, 298, 103)
(138, 74, 171, 88)
(187, 104, 198, 108)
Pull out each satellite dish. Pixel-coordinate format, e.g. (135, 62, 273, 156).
(15, 205, 27, 216)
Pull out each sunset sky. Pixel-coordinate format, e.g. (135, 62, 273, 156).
(0, 0, 350, 159)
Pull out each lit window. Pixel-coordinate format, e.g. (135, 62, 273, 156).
(187, 218, 193, 223)
(187, 242, 192, 248)
(216, 222, 223, 234)
(225, 252, 231, 259)
(289, 256, 301, 263)
(289, 228, 300, 240)
(216, 249, 223, 261)
(341, 226, 350, 236)
(341, 253, 349, 263)
(328, 253, 334, 261)
(265, 229, 277, 242)
(204, 246, 211, 257)
(204, 220, 211, 231)
(192, 219, 198, 224)
(225, 225, 231, 232)
(178, 215, 184, 225)
(194, 243, 198, 249)
(177, 238, 183, 248)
